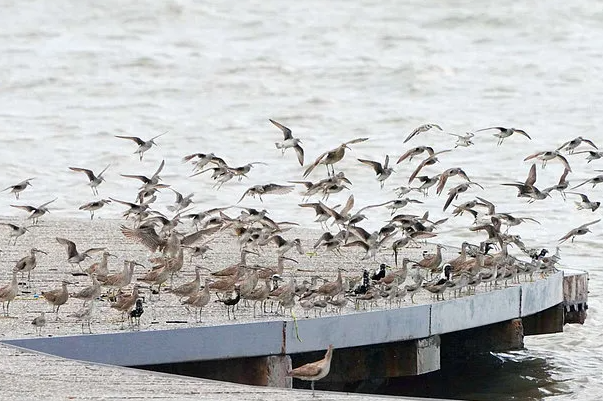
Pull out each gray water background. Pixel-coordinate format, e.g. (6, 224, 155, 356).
(1, 1, 602, 399)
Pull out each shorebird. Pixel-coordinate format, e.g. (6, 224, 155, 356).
(31, 312, 46, 336)
(0, 222, 30, 245)
(436, 167, 471, 195)
(115, 131, 167, 161)
(0, 272, 18, 316)
(79, 199, 111, 220)
(567, 192, 601, 212)
(303, 137, 369, 178)
(110, 284, 140, 322)
(237, 183, 295, 203)
(413, 175, 441, 196)
(100, 260, 137, 294)
(408, 150, 452, 183)
(288, 344, 334, 397)
(129, 298, 144, 327)
(56, 238, 105, 268)
(182, 152, 218, 172)
(270, 118, 304, 166)
(168, 266, 202, 300)
(2, 178, 34, 199)
(68, 302, 95, 334)
(523, 150, 572, 171)
(543, 168, 570, 200)
(14, 248, 47, 284)
(449, 132, 475, 148)
(10, 198, 57, 224)
(120, 159, 165, 188)
(167, 188, 194, 212)
(501, 164, 549, 202)
(558, 219, 600, 243)
(86, 251, 117, 279)
(228, 162, 267, 181)
(571, 174, 603, 190)
(574, 150, 603, 163)
(557, 136, 598, 154)
(215, 285, 241, 319)
(403, 124, 443, 143)
(397, 146, 435, 164)
(474, 126, 531, 145)
(72, 274, 102, 305)
(42, 280, 70, 320)
(182, 278, 212, 322)
(268, 235, 303, 256)
(68, 165, 110, 195)
(357, 155, 394, 188)
(443, 182, 483, 211)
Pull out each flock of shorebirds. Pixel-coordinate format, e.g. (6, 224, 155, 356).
(0, 122, 600, 337)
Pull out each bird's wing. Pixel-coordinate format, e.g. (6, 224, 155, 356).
(237, 188, 252, 204)
(181, 226, 222, 246)
(56, 237, 77, 258)
(525, 164, 537, 187)
(69, 167, 95, 180)
(358, 159, 383, 174)
(120, 225, 164, 252)
(340, 194, 355, 216)
(151, 131, 169, 141)
(558, 229, 576, 243)
(474, 127, 504, 133)
(344, 137, 369, 146)
(408, 157, 431, 184)
(355, 200, 393, 214)
(556, 140, 571, 151)
(269, 119, 292, 140)
(10, 205, 36, 212)
(581, 219, 601, 228)
(583, 139, 598, 149)
(115, 135, 144, 145)
(153, 160, 166, 178)
(84, 247, 106, 255)
(558, 168, 570, 185)
(38, 198, 58, 208)
(556, 154, 572, 172)
(263, 183, 295, 195)
(567, 192, 589, 202)
(303, 149, 329, 178)
(516, 129, 531, 140)
(109, 198, 136, 207)
(293, 144, 304, 166)
(396, 147, 419, 164)
(475, 196, 496, 215)
(98, 164, 111, 177)
(120, 174, 150, 183)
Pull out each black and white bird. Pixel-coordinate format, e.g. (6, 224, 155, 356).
(115, 132, 167, 161)
(567, 192, 601, 212)
(558, 219, 601, 243)
(358, 155, 394, 189)
(475, 126, 531, 145)
(270, 119, 304, 166)
(69, 165, 110, 195)
(56, 237, 105, 267)
(79, 199, 111, 220)
(129, 298, 144, 327)
(403, 124, 443, 143)
(2, 178, 34, 199)
(10, 198, 57, 225)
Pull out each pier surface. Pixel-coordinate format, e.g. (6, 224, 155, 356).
(0, 217, 585, 397)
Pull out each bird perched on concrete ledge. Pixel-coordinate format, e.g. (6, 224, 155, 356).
(288, 344, 334, 397)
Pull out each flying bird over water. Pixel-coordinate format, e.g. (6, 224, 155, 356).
(397, 146, 435, 164)
(567, 192, 601, 212)
(403, 124, 443, 143)
(557, 136, 598, 154)
(558, 219, 600, 243)
(572, 173, 603, 190)
(115, 131, 167, 161)
(69, 164, 110, 195)
(358, 155, 394, 188)
(523, 150, 572, 171)
(237, 183, 295, 203)
(2, 178, 34, 199)
(475, 126, 531, 145)
(303, 138, 369, 178)
(270, 119, 304, 166)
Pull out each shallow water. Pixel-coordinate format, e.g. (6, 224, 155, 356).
(1, 1, 602, 399)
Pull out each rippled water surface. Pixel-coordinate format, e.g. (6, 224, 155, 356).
(1, 1, 603, 399)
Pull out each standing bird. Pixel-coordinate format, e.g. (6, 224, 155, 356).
(55, 237, 105, 268)
(68, 165, 110, 195)
(31, 312, 46, 336)
(129, 299, 144, 327)
(0, 272, 18, 316)
(270, 119, 304, 166)
(42, 280, 70, 320)
(68, 302, 95, 334)
(14, 248, 47, 284)
(3, 178, 34, 199)
(115, 131, 167, 161)
(403, 124, 443, 143)
(558, 219, 601, 243)
(358, 155, 394, 189)
(474, 126, 531, 145)
(79, 199, 111, 220)
(288, 344, 334, 397)
(10, 198, 57, 224)
(303, 138, 369, 178)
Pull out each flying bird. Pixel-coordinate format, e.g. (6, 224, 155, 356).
(10, 198, 57, 224)
(523, 150, 572, 172)
(475, 126, 531, 145)
(557, 136, 598, 154)
(69, 165, 110, 195)
(237, 183, 295, 203)
(397, 146, 435, 164)
(303, 138, 369, 178)
(567, 192, 601, 212)
(558, 219, 600, 243)
(115, 131, 167, 161)
(2, 178, 34, 199)
(358, 155, 394, 188)
(270, 119, 304, 166)
(403, 124, 443, 143)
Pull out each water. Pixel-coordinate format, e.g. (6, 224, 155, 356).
(1, 0, 602, 399)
